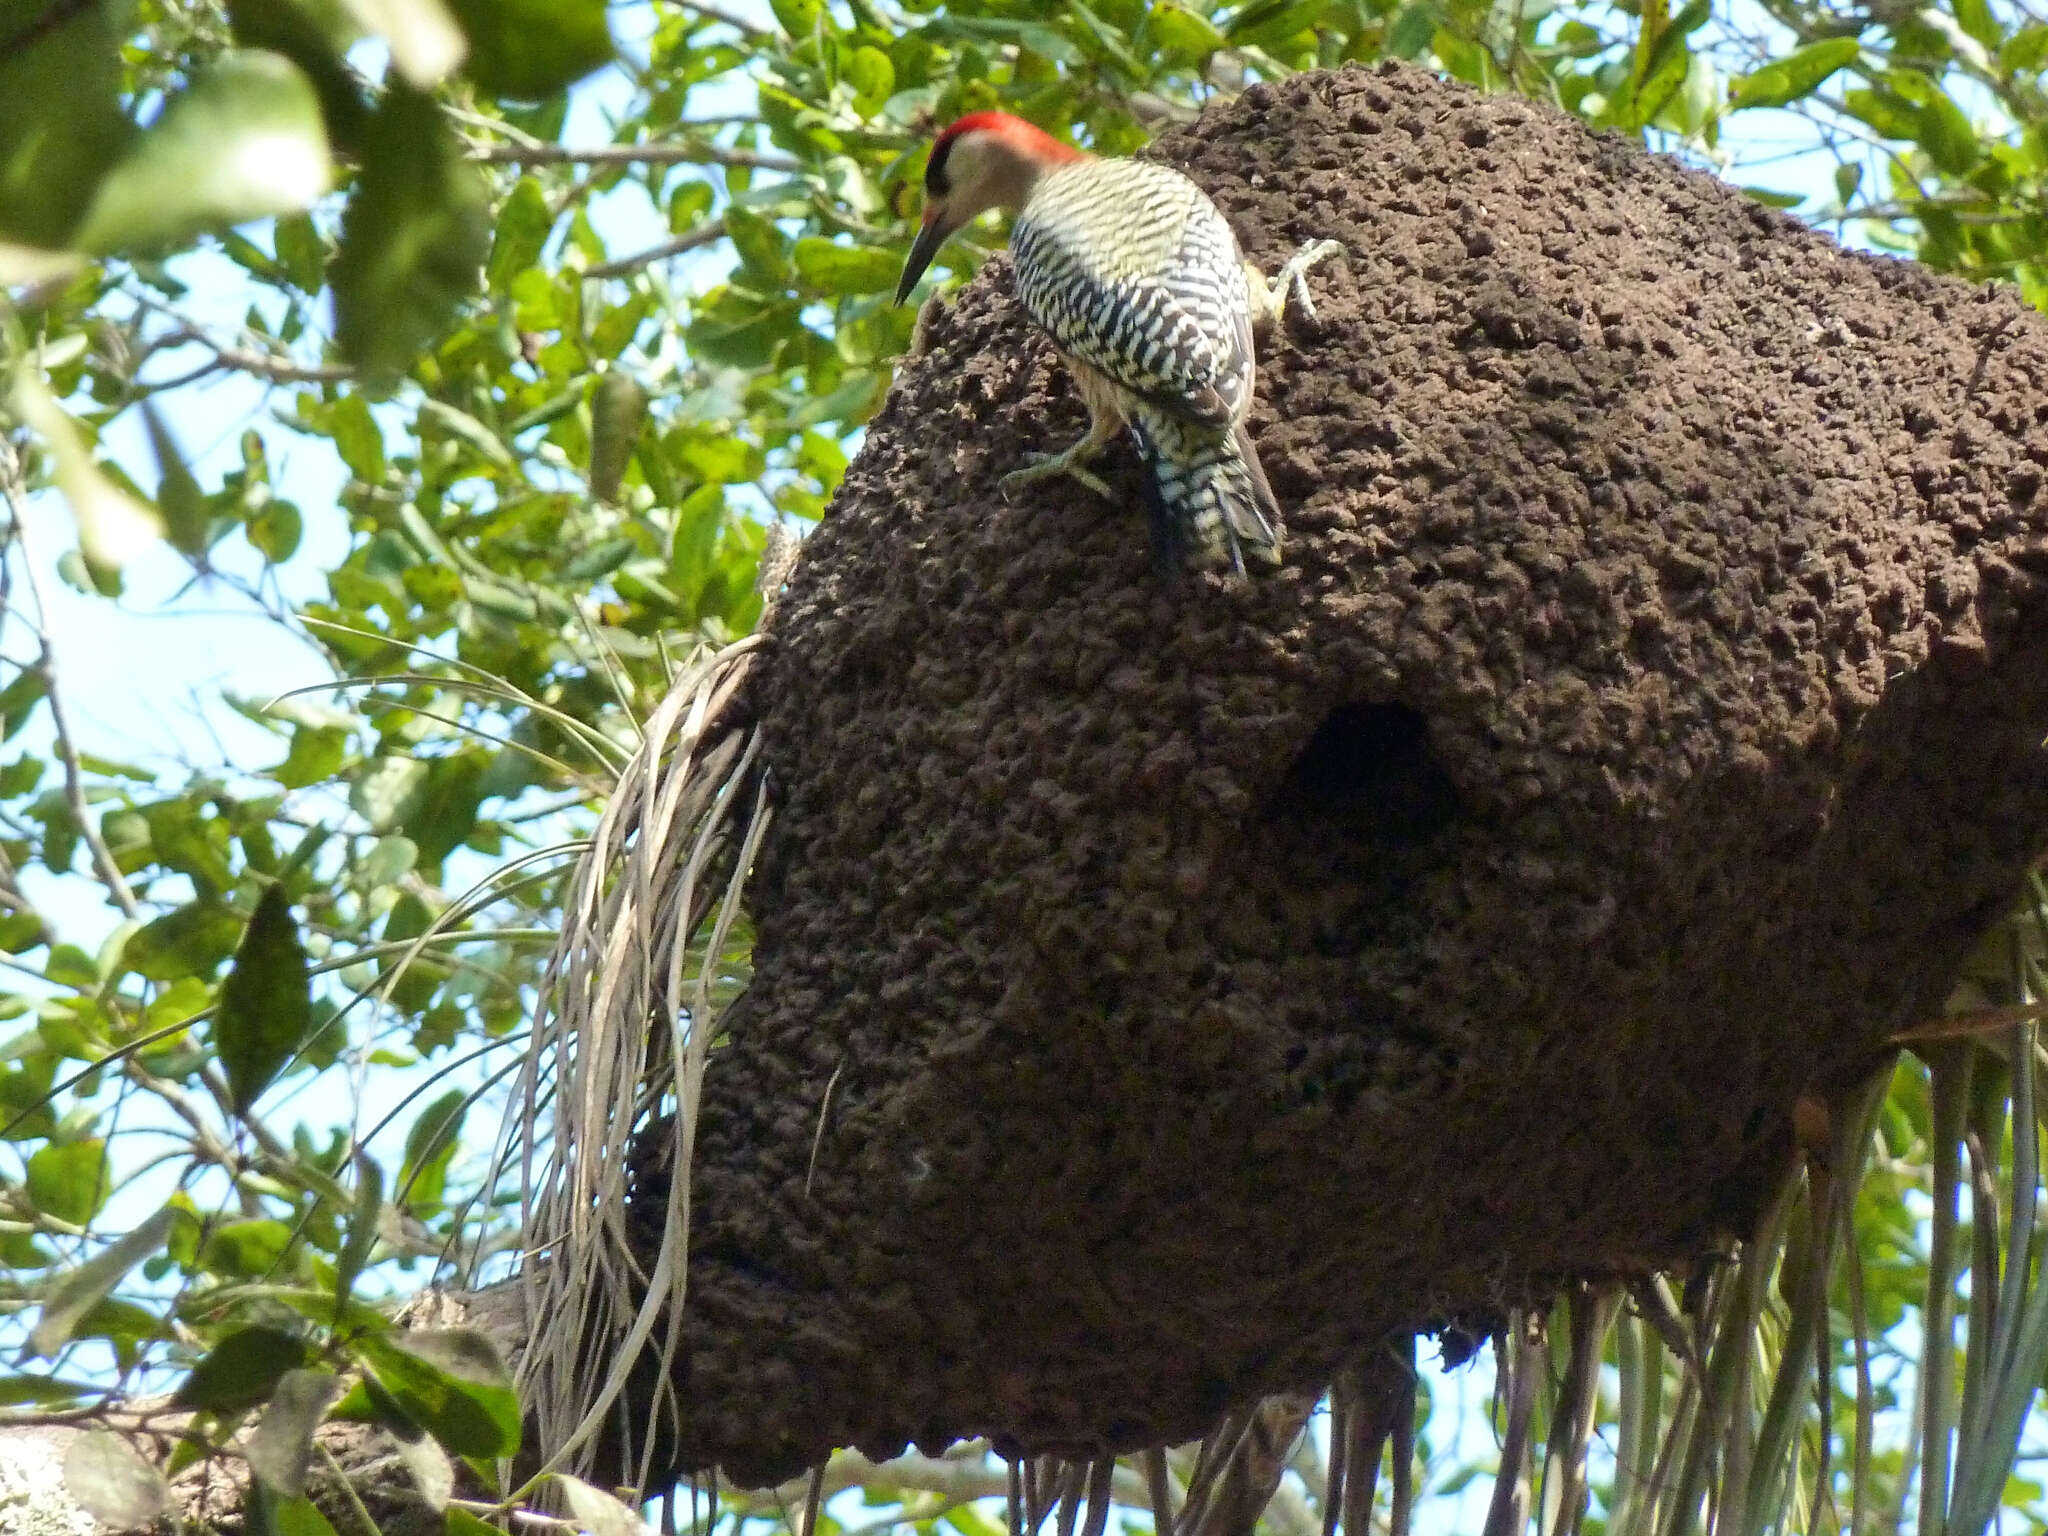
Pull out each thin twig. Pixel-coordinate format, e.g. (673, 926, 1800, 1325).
(805, 1058, 845, 1199)
(146, 325, 353, 387)
(4, 514, 142, 922)
(472, 140, 802, 172)
(678, 0, 774, 41)
(1480, 1316, 1542, 1536)
(584, 218, 732, 280)
(317, 1441, 388, 1536)
(800, 1466, 825, 1536)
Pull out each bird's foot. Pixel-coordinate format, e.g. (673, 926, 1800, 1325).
(1252, 238, 1345, 331)
(1000, 447, 1114, 501)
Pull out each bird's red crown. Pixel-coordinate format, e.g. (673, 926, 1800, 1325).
(927, 111, 1086, 186)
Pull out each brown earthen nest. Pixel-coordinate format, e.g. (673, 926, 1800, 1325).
(624, 61, 2048, 1489)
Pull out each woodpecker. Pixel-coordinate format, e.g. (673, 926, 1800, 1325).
(895, 111, 1341, 578)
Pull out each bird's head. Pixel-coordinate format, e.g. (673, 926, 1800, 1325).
(894, 111, 1086, 305)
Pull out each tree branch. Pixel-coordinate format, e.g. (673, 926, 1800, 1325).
(143, 326, 354, 389)
(472, 141, 803, 173)
(0, 452, 142, 924)
(677, 1, 775, 42)
(583, 218, 731, 280)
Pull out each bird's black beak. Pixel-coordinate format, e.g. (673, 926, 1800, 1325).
(895, 209, 950, 306)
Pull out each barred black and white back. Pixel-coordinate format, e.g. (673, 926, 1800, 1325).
(1009, 158, 1280, 573)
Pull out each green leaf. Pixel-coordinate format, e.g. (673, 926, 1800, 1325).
(1627, 0, 1710, 121)
(846, 45, 895, 113)
(359, 834, 418, 889)
(669, 180, 715, 233)
(1730, 38, 1862, 111)
(686, 292, 803, 368)
(340, 0, 467, 87)
(1905, 78, 1983, 175)
(1150, 2, 1228, 57)
(1662, 51, 1728, 138)
(200, 1217, 297, 1277)
(331, 83, 491, 385)
(591, 292, 651, 359)
(1843, 71, 1982, 174)
(1386, 0, 1438, 58)
(1844, 86, 1920, 142)
(488, 177, 552, 293)
(74, 50, 331, 254)
(770, 0, 827, 36)
(10, 374, 163, 572)
(0, 670, 48, 742)
(505, 387, 580, 436)
(403, 756, 486, 872)
(142, 800, 235, 894)
(26, 1139, 109, 1226)
(0, 1374, 94, 1406)
(29, 1207, 177, 1357)
(562, 537, 639, 582)
(1225, 0, 1324, 48)
(1945, 0, 1996, 51)
(246, 1370, 344, 1496)
(2004, 25, 2048, 74)
(275, 213, 328, 291)
(675, 434, 764, 485)
(352, 758, 431, 833)
(1063, 0, 1145, 73)
(125, 899, 243, 981)
(792, 369, 880, 430)
(725, 205, 791, 289)
(0, 0, 130, 248)
(589, 371, 648, 502)
(793, 236, 901, 295)
(277, 724, 348, 789)
(214, 883, 313, 1116)
(227, 0, 370, 152)
(447, 1509, 503, 1536)
(142, 405, 209, 557)
(354, 1329, 521, 1458)
(275, 1495, 342, 1536)
(174, 1326, 312, 1412)
(79, 753, 152, 783)
(421, 400, 516, 472)
(334, 1152, 384, 1310)
(330, 394, 387, 482)
(328, 1373, 416, 1431)
(399, 1090, 466, 1211)
(61, 1431, 169, 1531)
(250, 500, 305, 562)
(446, 0, 614, 98)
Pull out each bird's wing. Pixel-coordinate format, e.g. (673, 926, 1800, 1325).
(1010, 165, 1254, 431)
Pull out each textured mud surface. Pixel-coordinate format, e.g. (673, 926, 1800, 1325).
(633, 63, 2048, 1486)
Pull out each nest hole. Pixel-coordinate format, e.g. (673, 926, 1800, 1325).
(1275, 701, 1462, 846)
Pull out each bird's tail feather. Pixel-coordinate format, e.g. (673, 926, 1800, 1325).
(1130, 408, 1283, 577)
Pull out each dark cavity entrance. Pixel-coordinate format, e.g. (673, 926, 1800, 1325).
(1276, 702, 1461, 846)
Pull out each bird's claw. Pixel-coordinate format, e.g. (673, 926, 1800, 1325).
(1273, 238, 1344, 329)
(1000, 453, 1114, 501)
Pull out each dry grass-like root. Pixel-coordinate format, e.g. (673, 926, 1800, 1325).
(507, 533, 794, 1494)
